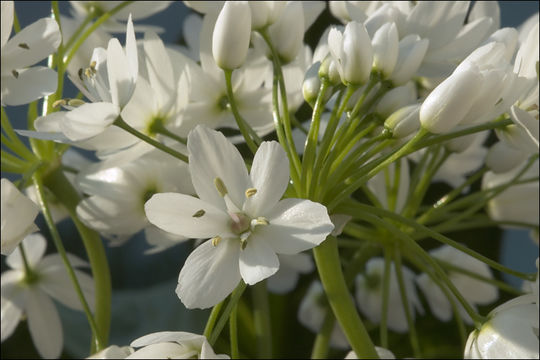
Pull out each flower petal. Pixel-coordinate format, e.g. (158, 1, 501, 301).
(6, 233, 46, 270)
(1, 1, 13, 48)
(38, 267, 95, 312)
(176, 238, 241, 309)
(256, 199, 333, 255)
(1, 66, 57, 106)
(127, 342, 192, 359)
(130, 331, 204, 348)
(2, 17, 60, 69)
(145, 193, 233, 239)
(107, 38, 136, 108)
(188, 126, 250, 209)
(243, 141, 289, 218)
(239, 235, 279, 285)
(25, 289, 63, 359)
(60, 102, 119, 141)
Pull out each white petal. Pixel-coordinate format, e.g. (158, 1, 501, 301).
(243, 141, 290, 218)
(1, 1, 13, 48)
(256, 199, 333, 255)
(145, 193, 233, 239)
(510, 105, 539, 150)
(124, 15, 138, 83)
(143, 31, 174, 105)
(25, 289, 63, 359)
(127, 342, 192, 359)
(130, 331, 204, 348)
(176, 238, 241, 309)
(2, 18, 60, 69)
(107, 38, 136, 108)
(239, 235, 279, 285)
(188, 126, 250, 209)
(60, 102, 119, 141)
(38, 267, 95, 312)
(1, 66, 57, 106)
(6, 233, 47, 270)
(416, 273, 452, 322)
(1, 281, 24, 342)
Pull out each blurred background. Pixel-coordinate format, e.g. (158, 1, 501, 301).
(2, 1, 539, 358)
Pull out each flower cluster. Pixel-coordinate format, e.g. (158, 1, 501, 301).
(1, 1, 538, 359)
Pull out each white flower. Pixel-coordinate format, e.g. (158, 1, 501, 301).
(1, 1, 61, 106)
(298, 281, 349, 349)
(87, 345, 134, 359)
(416, 245, 498, 324)
(212, 1, 251, 70)
(1, 233, 94, 359)
(355, 258, 424, 333)
(145, 126, 334, 309)
(345, 346, 395, 359)
(371, 22, 399, 77)
(464, 294, 539, 359)
(76, 147, 193, 250)
(127, 331, 229, 359)
(1, 178, 40, 255)
(32, 15, 137, 143)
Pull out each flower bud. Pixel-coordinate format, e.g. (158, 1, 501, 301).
(268, 1, 304, 64)
(375, 82, 417, 118)
(303, 62, 321, 106)
(371, 22, 398, 78)
(212, 1, 251, 70)
(318, 54, 341, 86)
(420, 64, 483, 134)
(390, 35, 429, 86)
(249, 1, 285, 30)
(384, 104, 420, 139)
(328, 21, 373, 85)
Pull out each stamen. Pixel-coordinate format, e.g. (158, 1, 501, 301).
(240, 232, 250, 250)
(192, 209, 205, 218)
(68, 99, 85, 107)
(12, 70, 19, 79)
(245, 188, 257, 198)
(211, 236, 222, 247)
(53, 99, 67, 108)
(253, 217, 269, 226)
(18, 43, 29, 49)
(214, 177, 228, 197)
(78, 68, 84, 81)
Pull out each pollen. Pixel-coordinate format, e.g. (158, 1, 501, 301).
(245, 188, 257, 198)
(214, 177, 228, 197)
(211, 236, 222, 247)
(192, 209, 205, 218)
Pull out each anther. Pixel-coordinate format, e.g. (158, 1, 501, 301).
(211, 236, 222, 247)
(18, 43, 29, 50)
(214, 177, 228, 197)
(78, 68, 84, 81)
(53, 99, 67, 108)
(68, 99, 85, 107)
(245, 188, 257, 198)
(254, 217, 269, 226)
(12, 70, 19, 79)
(192, 209, 205, 218)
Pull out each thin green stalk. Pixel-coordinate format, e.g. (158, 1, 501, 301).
(204, 300, 225, 339)
(392, 248, 421, 357)
(310, 311, 335, 359)
(113, 117, 188, 163)
(340, 201, 537, 281)
(42, 167, 111, 351)
(223, 69, 259, 154)
(64, 1, 135, 67)
(303, 80, 330, 196)
(209, 281, 248, 345)
(18, 242, 37, 282)
(252, 281, 272, 358)
(63, 13, 94, 51)
(2, 109, 36, 162)
(230, 303, 239, 359)
(313, 236, 378, 358)
(153, 125, 187, 145)
(32, 173, 103, 352)
(379, 248, 392, 348)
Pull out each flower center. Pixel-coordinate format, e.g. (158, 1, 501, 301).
(229, 212, 251, 235)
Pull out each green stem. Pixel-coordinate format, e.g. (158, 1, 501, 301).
(223, 69, 259, 154)
(252, 281, 272, 358)
(63, 13, 94, 52)
(64, 1, 135, 68)
(209, 281, 248, 345)
(18, 242, 37, 282)
(32, 173, 103, 352)
(310, 311, 335, 359)
(153, 125, 187, 145)
(313, 236, 378, 358)
(230, 303, 239, 359)
(379, 248, 391, 348)
(42, 167, 111, 351)
(203, 300, 224, 340)
(113, 117, 188, 163)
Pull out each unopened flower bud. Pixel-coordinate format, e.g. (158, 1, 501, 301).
(371, 22, 398, 78)
(420, 64, 483, 134)
(303, 62, 321, 106)
(268, 1, 304, 64)
(390, 35, 429, 86)
(318, 54, 341, 86)
(249, 1, 285, 30)
(212, 1, 251, 70)
(375, 82, 416, 118)
(384, 104, 420, 139)
(328, 21, 373, 85)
